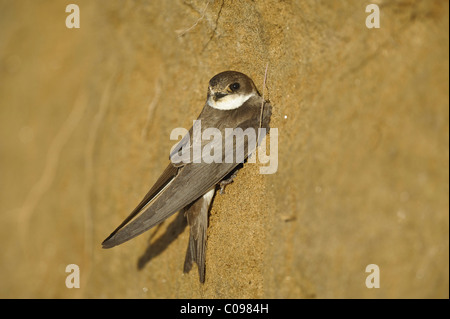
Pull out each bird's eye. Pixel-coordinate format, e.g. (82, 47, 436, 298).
(229, 82, 240, 91)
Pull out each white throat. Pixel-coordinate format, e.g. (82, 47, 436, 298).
(207, 93, 254, 110)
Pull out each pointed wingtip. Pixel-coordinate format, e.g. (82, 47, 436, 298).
(101, 234, 117, 249)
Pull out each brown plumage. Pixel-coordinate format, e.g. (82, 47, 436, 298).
(102, 71, 272, 283)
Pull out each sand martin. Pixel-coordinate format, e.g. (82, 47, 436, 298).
(102, 71, 272, 283)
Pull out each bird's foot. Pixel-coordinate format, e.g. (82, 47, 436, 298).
(219, 172, 238, 194)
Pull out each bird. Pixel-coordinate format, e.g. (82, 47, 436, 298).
(102, 70, 272, 283)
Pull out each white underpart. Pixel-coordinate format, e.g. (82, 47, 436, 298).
(208, 93, 254, 110)
(203, 188, 215, 205)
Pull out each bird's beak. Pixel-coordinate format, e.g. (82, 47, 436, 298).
(214, 92, 228, 100)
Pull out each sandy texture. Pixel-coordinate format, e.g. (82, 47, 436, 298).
(0, 0, 448, 298)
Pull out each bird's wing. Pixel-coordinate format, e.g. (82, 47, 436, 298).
(102, 160, 236, 248)
(102, 163, 179, 245)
